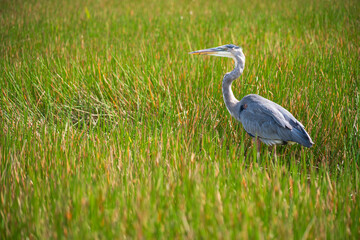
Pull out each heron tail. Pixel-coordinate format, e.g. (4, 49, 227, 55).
(290, 126, 314, 148)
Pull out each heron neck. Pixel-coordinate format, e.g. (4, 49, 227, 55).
(222, 79, 238, 112)
(222, 55, 244, 113)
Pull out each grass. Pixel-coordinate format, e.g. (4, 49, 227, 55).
(1, 0, 359, 239)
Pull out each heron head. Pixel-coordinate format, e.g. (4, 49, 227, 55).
(189, 44, 243, 59)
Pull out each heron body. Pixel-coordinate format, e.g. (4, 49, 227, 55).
(190, 44, 314, 150)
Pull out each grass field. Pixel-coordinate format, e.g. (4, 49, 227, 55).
(1, 0, 359, 239)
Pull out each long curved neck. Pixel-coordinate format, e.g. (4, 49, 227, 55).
(222, 54, 245, 115)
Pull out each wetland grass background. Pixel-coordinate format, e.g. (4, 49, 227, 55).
(1, 0, 359, 238)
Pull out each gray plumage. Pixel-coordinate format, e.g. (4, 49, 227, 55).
(190, 44, 314, 148)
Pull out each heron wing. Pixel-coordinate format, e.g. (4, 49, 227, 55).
(243, 100, 293, 129)
(239, 105, 285, 141)
(238, 99, 312, 147)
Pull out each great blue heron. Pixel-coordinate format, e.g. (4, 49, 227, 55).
(189, 44, 313, 156)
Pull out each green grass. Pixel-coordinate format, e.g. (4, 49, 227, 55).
(1, 0, 359, 239)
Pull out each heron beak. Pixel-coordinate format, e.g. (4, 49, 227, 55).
(189, 47, 225, 56)
(189, 46, 233, 58)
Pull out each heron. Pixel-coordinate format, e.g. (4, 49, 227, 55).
(189, 44, 314, 157)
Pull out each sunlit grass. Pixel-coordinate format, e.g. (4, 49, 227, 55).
(1, 0, 359, 239)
